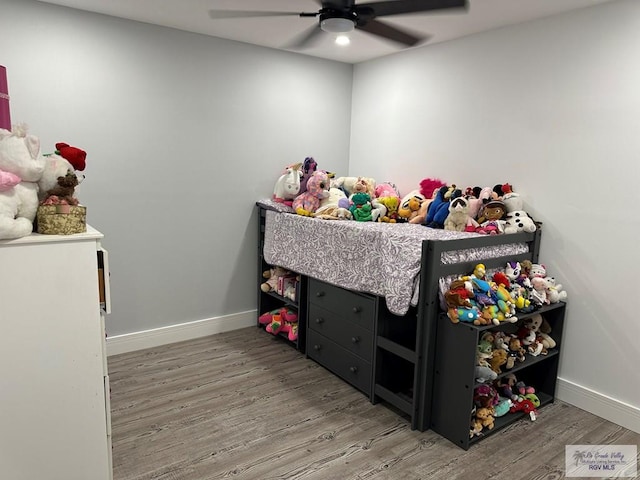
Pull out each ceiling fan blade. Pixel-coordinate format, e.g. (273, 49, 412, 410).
(356, 0, 467, 18)
(286, 24, 325, 50)
(356, 19, 426, 46)
(320, 0, 353, 8)
(208, 10, 306, 20)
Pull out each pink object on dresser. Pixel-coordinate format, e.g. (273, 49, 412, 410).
(0, 66, 11, 131)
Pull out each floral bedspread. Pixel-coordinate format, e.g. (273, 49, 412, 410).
(258, 199, 527, 316)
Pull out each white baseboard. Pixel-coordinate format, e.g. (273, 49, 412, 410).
(556, 377, 640, 434)
(106, 310, 257, 356)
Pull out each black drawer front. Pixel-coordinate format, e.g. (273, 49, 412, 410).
(308, 304, 373, 362)
(308, 278, 375, 330)
(307, 330, 372, 395)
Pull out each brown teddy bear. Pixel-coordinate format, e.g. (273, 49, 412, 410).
(489, 348, 508, 374)
(475, 407, 495, 430)
(45, 171, 79, 205)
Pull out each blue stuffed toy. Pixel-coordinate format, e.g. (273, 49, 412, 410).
(426, 185, 463, 228)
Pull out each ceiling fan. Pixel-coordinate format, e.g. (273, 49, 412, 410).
(208, 0, 469, 49)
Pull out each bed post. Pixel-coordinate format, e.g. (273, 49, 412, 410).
(412, 239, 441, 431)
(530, 227, 542, 263)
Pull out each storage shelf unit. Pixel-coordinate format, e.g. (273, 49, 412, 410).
(257, 205, 306, 351)
(431, 302, 565, 450)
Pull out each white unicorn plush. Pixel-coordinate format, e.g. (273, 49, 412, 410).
(273, 162, 302, 206)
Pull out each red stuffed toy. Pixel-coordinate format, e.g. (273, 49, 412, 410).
(56, 142, 86, 171)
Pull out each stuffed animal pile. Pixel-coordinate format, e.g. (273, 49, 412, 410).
(469, 313, 557, 438)
(444, 261, 568, 326)
(0, 124, 87, 240)
(269, 165, 538, 235)
(258, 307, 299, 341)
(450, 257, 567, 438)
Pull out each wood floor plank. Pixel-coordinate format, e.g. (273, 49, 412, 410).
(109, 327, 640, 480)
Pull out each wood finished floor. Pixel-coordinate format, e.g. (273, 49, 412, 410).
(108, 327, 640, 480)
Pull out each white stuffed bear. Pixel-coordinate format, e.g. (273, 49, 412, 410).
(0, 125, 45, 239)
(504, 210, 536, 234)
(544, 277, 568, 303)
(37, 152, 77, 201)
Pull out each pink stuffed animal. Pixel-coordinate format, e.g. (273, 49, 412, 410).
(293, 171, 329, 216)
(374, 182, 399, 199)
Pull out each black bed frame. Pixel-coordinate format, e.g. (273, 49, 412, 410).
(257, 204, 542, 433)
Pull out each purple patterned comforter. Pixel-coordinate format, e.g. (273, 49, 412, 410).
(258, 200, 527, 316)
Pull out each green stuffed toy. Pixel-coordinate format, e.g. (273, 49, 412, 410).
(349, 192, 373, 222)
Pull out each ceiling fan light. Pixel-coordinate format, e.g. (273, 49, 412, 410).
(335, 35, 350, 46)
(320, 17, 355, 34)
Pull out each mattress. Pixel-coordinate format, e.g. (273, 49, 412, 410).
(258, 199, 527, 316)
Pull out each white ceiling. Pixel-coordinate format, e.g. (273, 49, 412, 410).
(36, 0, 615, 63)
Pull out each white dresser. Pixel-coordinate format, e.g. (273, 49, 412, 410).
(0, 226, 112, 480)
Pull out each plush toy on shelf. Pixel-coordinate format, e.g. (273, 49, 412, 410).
(408, 178, 445, 224)
(349, 192, 374, 222)
(504, 210, 537, 234)
(544, 276, 568, 303)
(493, 397, 513, 417)
(444, 196, 471, 232)
(530, 277, 549, 306)
(38, 142, 86, 201)
(469, 417, 483, 438)
(473, 383, 499, 409)
(0, 124, 46, 240)
(261, 266, 291, 293)
(475, 407, 495, 431)
(424, 185, 453, 228)
(374, 181, 399, 200)
(464, 186, 483, 220)
(298, 157, 317, 195)
(315, 186, 352, 220)
(489, 348, 508, 374)
(523, 313, 557, 352)
(259, 307, 298, 340)
(292, 170, 330, 216)
(376, 196, 400, 223)
(334, 176, 376, 199)
(496, 373, 519, 401)
(397, 191, 424, 222)
(41, 171, 80, 206)
(475, 200, 507, 235)
(510, 396, 538, 421)
(273, 162, 302, 206)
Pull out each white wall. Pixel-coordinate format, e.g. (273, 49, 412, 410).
(0, 0, 353, 336)
(351, 0, 640, 428)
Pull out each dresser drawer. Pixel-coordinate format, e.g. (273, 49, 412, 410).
(308, 304, 373, 362)
(307, 330, 372, 396)
(308, 278, 376, 330)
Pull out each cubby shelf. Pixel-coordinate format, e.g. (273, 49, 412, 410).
(257, 206, 306, 352)
(430, 303, 565, 450)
